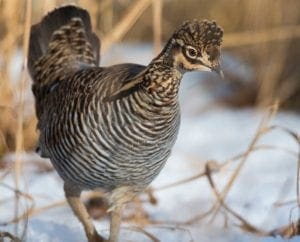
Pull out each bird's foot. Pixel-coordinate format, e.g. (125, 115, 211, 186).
(88, 231, 106, 242)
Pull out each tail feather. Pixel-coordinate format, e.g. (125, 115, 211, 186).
(28, 5, 100, 84)
(28, 5, 100, 124)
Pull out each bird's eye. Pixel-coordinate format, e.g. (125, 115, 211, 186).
(186, 46, 197, 59)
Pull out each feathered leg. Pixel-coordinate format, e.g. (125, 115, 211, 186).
(64, 183, 105, 242)
(107, 186, 136, 242)
(108, 205, 122, 242)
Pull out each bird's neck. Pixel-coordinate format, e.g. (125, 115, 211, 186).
(141, 40, 183, 104)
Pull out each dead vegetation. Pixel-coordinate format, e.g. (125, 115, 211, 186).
(1, 0, 300, 155)
(0, 0, 300, 241)
(1, 102, 300, 241)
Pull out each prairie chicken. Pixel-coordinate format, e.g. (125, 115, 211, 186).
(28, 5, 223, 242)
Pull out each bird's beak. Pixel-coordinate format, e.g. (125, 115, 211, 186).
(212, 64, 224, 79)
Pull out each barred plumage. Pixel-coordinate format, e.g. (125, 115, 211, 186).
(28, 5, 223, 242)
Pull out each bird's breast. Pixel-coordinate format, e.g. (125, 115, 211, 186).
(41, 87, 180, 190)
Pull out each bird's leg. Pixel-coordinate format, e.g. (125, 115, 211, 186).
(108, 205, 122, 242)
(64, 183, 105, 242)
(107, 186, 136, 242)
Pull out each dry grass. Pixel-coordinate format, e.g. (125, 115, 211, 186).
(143, 103, 300, 239)
(1, 103, 299, 241)
(101, 0, 153, 51)
(1, 0, 300, 155)
(152, 0, 162, 54)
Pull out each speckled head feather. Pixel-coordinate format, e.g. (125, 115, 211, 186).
(174, 20, 223, 48)
(158, 19, 223, 73)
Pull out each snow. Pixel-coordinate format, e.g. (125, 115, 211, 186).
(1, 44, 300, 242)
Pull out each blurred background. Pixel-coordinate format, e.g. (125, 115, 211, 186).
(1, 0, 300, 156)
(0, 0, 300, 241)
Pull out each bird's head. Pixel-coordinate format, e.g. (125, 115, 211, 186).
(165, 20, 223, 77)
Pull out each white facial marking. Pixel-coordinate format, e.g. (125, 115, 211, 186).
(197, 51, 211, 67)
(185, 46, 198, 59)
(176, 39, 185, 46)
(197, 65, 212, 72)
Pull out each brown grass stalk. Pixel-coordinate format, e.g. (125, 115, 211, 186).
(205, 163, 269, 236)
(6, 200, 64, 224)
(0, 182, 34, 226)
(146, 104, 300, 230)
(139, 224, 194, 241)
(267, 126, 300, 195)
(13, 0, 32, 236)
(271, 220, 300, 238)
(274, 199, 298, 207)
(42, 0, 57, 14)
(209, 102, 279, 220)
(152, 0, 162, 55)
(14, 0, 32, 193)
(101, 0, 152, 52)
(153, 160, 221, 192)
(0, 0, 21, 156)
(268, 125, 300, 220)
(0, 231, 22, 242)
(4, 191, 104, 224)
(97, 0, 113, 34)
(152, 142, 298, 194)
(124, 226, 160, 242)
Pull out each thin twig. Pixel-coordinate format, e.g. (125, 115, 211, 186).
(274, 199, 298, 207)
(152, 0, 162, 54)
(271, 219, 300, 238)
(0, 231, 22, 242)
(102, 0, 152, 52)
(152, 142, 297, 194)
(6, 200, 66, 224)
(0, 182, 35, 226)
(205, 163, 269, 236)
(2, 191, 105, 224)
(124, 226, 160, 242)
(210, 102, 279, 220)
(153, 160, 221, 191)
(0, 183, 34, 201)
(15, 0, 32, 192)
(182, 205, 216, 226)
(268, 125, 300, 220)
(13, 0, 32, 236)
(145, 224, 195, 242)
(269, 125, 300, 207)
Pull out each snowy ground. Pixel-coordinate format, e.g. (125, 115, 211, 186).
(1, 44, 300, 241)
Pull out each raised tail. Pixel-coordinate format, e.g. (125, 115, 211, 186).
(28, 5, 100, 89)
